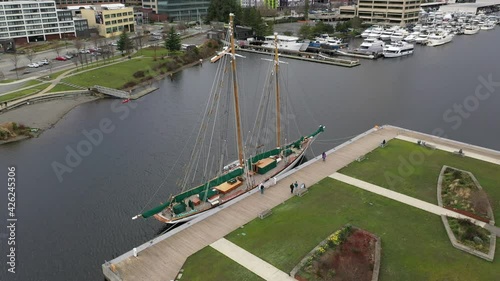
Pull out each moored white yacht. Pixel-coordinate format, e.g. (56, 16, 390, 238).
(383, 41, 414, 58)
(261, 35, 306, 52)
(415, 33, 429, 44)
(357, 37, 385, 54)
(368, 27, 383, 39)
(464, 25, 480, 35)
(480, 22, 495, 30)
(426, 32, 453, 46)
(391, 30, 408, 42)
(404, 31, 420, 42)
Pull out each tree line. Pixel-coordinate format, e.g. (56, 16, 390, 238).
(206, 0, 273, 36)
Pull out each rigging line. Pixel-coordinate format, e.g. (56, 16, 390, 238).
(283, 66, 322, 127)
(201, 59, 225, 183)
(157, 222, 179, 236)
(181, 53, 227, 190)
(246, 58, 275, 149)
(137, 112, 202, 213)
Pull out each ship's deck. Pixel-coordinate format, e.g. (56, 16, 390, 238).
(156, 143, 307, 223)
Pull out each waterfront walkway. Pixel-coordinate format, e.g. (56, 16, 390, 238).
(210, 238, 295, 281)
(104, 125, 500, 281)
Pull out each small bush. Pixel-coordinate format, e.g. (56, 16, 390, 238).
(123, 81, 137, 88)
(133, 70, 145, 78)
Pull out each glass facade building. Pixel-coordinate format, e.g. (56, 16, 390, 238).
(156, 0, 209, 22)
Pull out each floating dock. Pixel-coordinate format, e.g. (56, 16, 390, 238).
(102, 125, 500, 281)
(335, 49, 382, 60)
(237, 47, 360, 67)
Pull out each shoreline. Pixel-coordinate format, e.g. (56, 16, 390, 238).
(0, 95, 98, 145)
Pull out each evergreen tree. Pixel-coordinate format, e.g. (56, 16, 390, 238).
(206, 0, 241, 23)
(117, 31, 134, 54)
(165, 27, 181, 51)
(304, 0, 309, 21)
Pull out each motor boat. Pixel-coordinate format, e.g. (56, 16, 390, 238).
(426, 32, 453, 46)
(404, 31, 420, 42)
(357, 38, 385, 54)
(391, 30, 408, 42)
(415, 33, 430, 44)
(463, 25, 480, 35)
(383, 41, 414, 58)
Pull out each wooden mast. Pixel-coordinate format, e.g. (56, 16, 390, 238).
(229, 13, 245, 166)
(273, 33, 281, 148)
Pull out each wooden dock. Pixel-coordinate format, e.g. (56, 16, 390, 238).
(102, 125, 500, 281)
(237, 47, 360, 68)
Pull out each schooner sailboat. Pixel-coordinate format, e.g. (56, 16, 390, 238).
(134, 13, 325, 224)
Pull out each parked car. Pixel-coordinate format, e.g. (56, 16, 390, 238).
(37, 59, 49, 65)
(80, 49, 90, 54)
(110, 42, 118, 46)
(55, 56, 67, 61)
(27, 63, 39, 68)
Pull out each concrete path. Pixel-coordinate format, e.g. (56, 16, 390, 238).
(396, 135, 500, 165)
(210, 238, 295, 281)
(329, 173, 490, 228)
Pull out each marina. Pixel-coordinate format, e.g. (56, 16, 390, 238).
(102, 125, 500, 281)
(1, 15, 500, 281)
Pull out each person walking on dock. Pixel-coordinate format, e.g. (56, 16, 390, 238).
(259, 183, 265, 194)
(322, 152, 326, 162)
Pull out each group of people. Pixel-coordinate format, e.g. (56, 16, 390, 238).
(289, 181, 306, 194)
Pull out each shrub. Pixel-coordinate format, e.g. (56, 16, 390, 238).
(12, 122, 18, 131)
(123, 81, 137, 88)
(133, 70, 145, 78)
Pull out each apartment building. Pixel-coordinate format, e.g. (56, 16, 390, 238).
(79, 4, 134, 37)
(52, 0, 124, 8)
(356, 0, 421, 26)
(0, 0, 76, 44)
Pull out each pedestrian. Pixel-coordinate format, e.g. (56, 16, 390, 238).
(322, 152, 326, 161)
(294, 181, 298, 190)
(259, 183, 264, 194)
(290, 183, 294, 194)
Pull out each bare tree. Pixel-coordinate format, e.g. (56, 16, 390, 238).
(53, 44, 62, 57)
(25, 48, 36, 64)
(91, 36, 100, 49)
(72, 57, 79, 70)
(74, 39, 83, 54)
(10, 53, 20, 80)
(177, 21, 188, 34)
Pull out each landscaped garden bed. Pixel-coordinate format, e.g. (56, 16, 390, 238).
(294, 225, 380, 281)
(438, 166, 495, 260)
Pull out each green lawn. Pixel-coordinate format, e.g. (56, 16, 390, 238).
(224, 179, 499, 281)
(48, 69, 70, 80)
(0, 79, 16, 84)
(22, 80, 42, 88)
(0, 83, 49, 102)
(133, 47, 170, 58)
(339, 139, 500, 220)
(48, 83, 80, 93)
(180, 246, 264, 281)
(62, 58, 160, 89)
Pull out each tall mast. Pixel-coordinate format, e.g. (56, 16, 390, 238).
(229, 13, 244, 166)
(274, 33, 281, 148)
